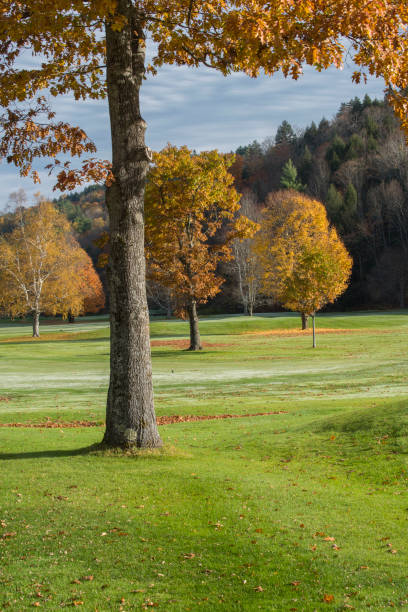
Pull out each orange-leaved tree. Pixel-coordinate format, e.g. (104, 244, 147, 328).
(145, 145, 258, 350)
(1, 1, 408, 446)
(0, 198, 105, 336)
(256, 191, 352, 339)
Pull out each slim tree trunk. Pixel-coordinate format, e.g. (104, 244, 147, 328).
(32, 310, 40, 338)
(187, 300, 202, 351)
(312, 313, 316, 348)
(68, 311, 75, 323)
(301, 312, 309, 330)
(103, 2, 161, 448)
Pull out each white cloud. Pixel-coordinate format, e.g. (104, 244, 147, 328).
(0, 62, 385, 204)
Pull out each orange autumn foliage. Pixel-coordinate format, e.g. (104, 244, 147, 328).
(0, 199, 105, 331)
(256, 190, 352, 319)
(144, 145, 258, 315)
(0, 2, 408, 189)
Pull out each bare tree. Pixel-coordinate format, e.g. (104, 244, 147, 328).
(231, 191, 261, 316)
(146, 277, 174, 319)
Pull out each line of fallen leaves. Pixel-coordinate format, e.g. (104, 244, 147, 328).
(0, 411, 287, 429)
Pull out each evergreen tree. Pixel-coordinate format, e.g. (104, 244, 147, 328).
(304, 121, 318, 147)
(342, 183, 358, 231)
(299, 145, 313, 184)
(344, 183, 358, 215)
(280, 159, 304, 191)
(346, 134, 365, 160)
(275, 120, 296, 145)
(326, 135, 346, 170)
(367, 134, 378, 152)
(326, 184, 344, 224)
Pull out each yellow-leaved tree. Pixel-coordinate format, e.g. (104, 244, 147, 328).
(145, 145, 258, 350)
(1, 0, 408, 446)
(0, 199, 105, 337)
(256, 191, 352, 344)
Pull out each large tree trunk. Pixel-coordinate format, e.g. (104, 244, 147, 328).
(103, 2, 161, 448)
(187, 300, 202, 351)
(32, 310, 40, 338)
(301, 313, 309, 330)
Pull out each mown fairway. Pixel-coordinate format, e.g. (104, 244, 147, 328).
(1, 312, 408, 610)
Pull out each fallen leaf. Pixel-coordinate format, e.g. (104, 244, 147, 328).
(183, 553, 195, 559)
(323, 594, 334, 603)
(254, 586, 263, 592)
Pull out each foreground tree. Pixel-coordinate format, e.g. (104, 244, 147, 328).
(0, 199, 105, 336)
(256, 191, 352, 338)
(145, 145, 257, 350)
(1, 2, 408, 446)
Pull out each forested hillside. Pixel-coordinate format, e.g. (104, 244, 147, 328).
(2, 95, 407, 313)
(231, 95, 408, 309)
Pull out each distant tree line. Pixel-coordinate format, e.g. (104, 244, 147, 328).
(1, 94, 407, 314)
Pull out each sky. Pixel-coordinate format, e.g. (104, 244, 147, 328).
(0, 59, 386, 206)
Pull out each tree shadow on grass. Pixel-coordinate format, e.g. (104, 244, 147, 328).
(0, 443, 101, 461)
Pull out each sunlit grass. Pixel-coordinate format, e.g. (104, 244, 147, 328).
(1, 311, 408, 609)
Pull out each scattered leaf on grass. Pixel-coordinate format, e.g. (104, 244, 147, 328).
(254, 586, 264, 592)
(323, 594, 334, 603)
(183, 553, 195, 559)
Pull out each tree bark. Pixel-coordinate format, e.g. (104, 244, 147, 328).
(103, 2, 161, 448)
(301, 313, 309, 330)
(68, 311, 75, 323)
(32, 310, 40, 338)
(187, 300, 202, 350)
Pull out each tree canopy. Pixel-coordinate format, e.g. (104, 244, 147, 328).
(145, 145, 257, 349)
(0, 198, 105, 336)
(1, 1, 408, 187)
(256, 190, 352, 327)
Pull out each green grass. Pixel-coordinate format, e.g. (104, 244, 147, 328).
(1, 312, 408, 610)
